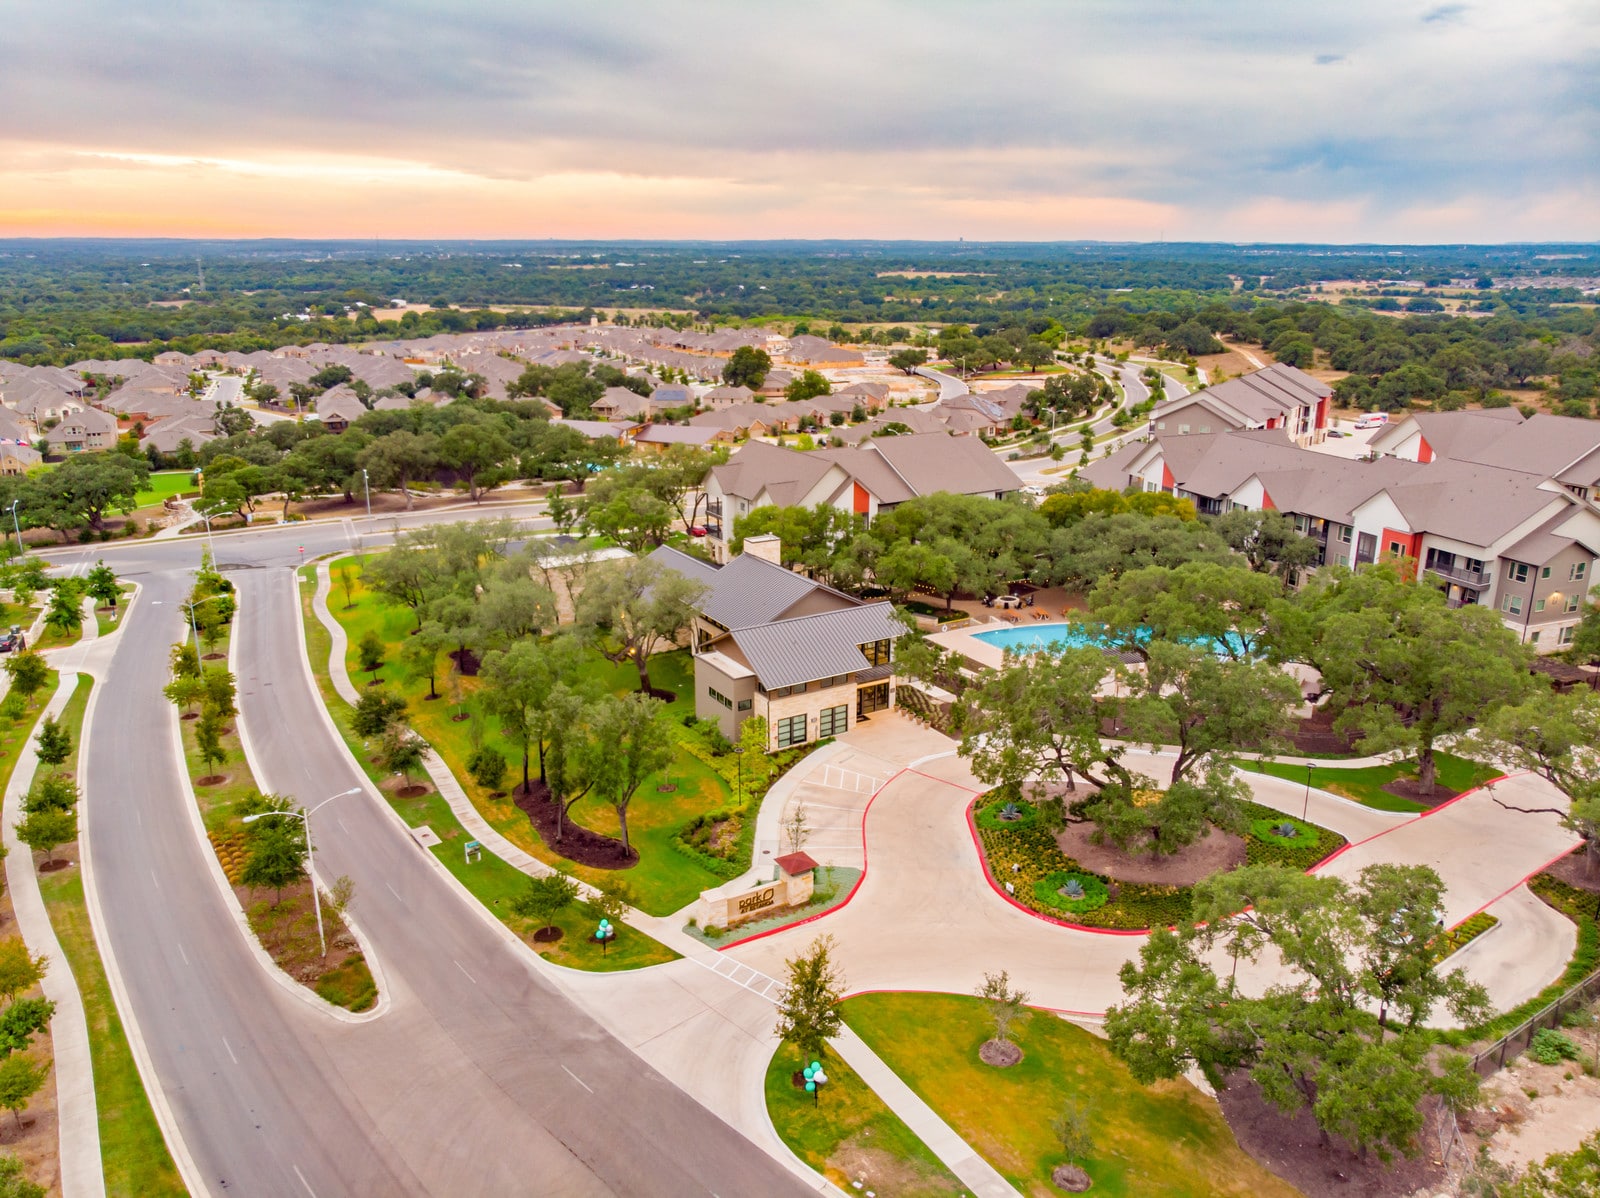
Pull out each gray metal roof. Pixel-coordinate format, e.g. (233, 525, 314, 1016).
(644, 545, 724, 590)
(729, 602, 906, 690)
(701, 554, 831, 629)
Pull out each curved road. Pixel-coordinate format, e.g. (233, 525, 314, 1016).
(59, 515, 811, 1197)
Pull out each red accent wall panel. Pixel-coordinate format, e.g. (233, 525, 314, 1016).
(853, 481, 870, 515)
(1417, 436, 1434, 464)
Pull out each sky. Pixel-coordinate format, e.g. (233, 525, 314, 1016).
(2, 0, 1596, 243)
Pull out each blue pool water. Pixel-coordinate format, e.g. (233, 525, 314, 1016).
(971, 622, 1250, 658)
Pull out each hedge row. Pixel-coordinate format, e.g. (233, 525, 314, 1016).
(1433, 911, 1498, 963)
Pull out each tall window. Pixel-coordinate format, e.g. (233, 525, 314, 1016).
(860, 639, 892, 666)
(818, 705, 848, 739)
(1507, 563, 1529, 583)
(1571, 561, 1588, 582)
(776, 714, 808, 749)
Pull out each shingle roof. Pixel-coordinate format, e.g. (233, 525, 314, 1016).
(728, 602, 905, 689)
(857, 432, 1022, 498)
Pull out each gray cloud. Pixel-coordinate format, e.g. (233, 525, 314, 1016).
(0, 0, 1596, 238)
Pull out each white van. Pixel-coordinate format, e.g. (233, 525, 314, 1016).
(1354, 412, 1389, 430)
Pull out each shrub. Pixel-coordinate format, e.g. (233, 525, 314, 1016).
(976, 796, 1041, 831)
(1034, 871, 1109, 916)
(1529, 1029, 1581, 1065)
(1248, 815, 1315, 844)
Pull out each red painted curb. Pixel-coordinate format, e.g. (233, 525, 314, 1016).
(714, 765, 908, 951)
(966, 800, 1155, 936)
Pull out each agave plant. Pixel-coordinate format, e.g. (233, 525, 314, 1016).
(1273, 822, 1299, 839)
(1060, 878, 1086, 899)
(998, 801, 1023, 822)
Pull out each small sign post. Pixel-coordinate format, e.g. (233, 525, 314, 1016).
(464, 839, 482, 864)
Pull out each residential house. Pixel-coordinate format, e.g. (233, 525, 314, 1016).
(700, 385, 756, 410)
(51, 405, 119, 452)
(648, 539, 906, 750)
(141, 411, 219, 456)
(648, 383, 695, 410)
(1147, 363, 1332, 446)
(316, 387, 370, 433)
(0, 444, 41, 476)
(632, 424, 720, 453)
(591, 386, 654, 423)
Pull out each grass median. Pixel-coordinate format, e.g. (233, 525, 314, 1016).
(1239, 751, 1498, 812)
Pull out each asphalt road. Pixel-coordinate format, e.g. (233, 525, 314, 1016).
(66, 509, 813, 1197)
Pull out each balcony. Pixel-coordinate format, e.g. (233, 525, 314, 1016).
(1428, 562, 1492, 589)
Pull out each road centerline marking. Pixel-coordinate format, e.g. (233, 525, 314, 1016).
(453, 959, 477, 984)
(561, 1065, 593, 1094)
(221, 1037, 238, 1064)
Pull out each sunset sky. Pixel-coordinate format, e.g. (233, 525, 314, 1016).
(3, 0, 1596, 242)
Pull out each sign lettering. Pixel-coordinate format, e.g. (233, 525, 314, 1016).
(737, 887, 777, 915)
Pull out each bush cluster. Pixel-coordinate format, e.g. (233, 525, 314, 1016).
(1242, 801, 1346, 870)
(1033, 871, 1109, 916)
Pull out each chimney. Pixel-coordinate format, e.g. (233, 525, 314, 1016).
(743, 534, 783, 566)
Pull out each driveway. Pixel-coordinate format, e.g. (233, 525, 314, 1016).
(725, 717, 1578, 1019)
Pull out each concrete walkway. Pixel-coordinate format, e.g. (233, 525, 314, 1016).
(8, 596, 107, 1197)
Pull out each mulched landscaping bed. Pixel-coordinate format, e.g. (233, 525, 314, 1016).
(1214, 1071, 1445, 1198)
(1056, 820, 1245, 887)
(1380, 776, 1463, 808)
(513, 779, 638, 871)
(1288, 704, 1364, 756)
(446, 648, 481, 676)
(1544, 846, 1600, 894)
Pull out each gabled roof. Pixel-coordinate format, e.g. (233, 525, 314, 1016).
(644, 544, 724, 590)
(1370, 409, 1525, 460)
(705, 439, 844, 505)
(700, 553, 837, 629)
(857, 432, 1022, 498)
(727, 602, 905, 690)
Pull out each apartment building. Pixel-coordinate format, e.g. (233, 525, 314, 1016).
(647, 539, 906, 750)
(1147, 362, 1332, 446)
(1084, 417, 1600, 651)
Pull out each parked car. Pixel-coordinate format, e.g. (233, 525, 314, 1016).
(1354, 412, 1389, 429)
(688, 526, 708, 538)
(1327, 429, 1348, 438)
(0, 626, 24, 653)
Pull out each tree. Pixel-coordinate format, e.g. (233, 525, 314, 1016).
(773, 935, 845, 1062)
(575, 556, 707, 695)
(1211, 509, 1322, 577)
(722, 346, 771, 390)
(378, 724, 427, 788)
(888, 348, 928, 375)
(240, 822, 307, 906)
(351, 689, 408, 738)
(479, 637, 588, 794)
(1051, 1100, 1095, 1181)
(508, 873, 580, 937)
(439, 420, 513, 503)
(357, 630, 385, 684)
(1048, 512, 1230, 590)
(0, 1153, 45, 1198)
(32, 717, 70, 773)
(0, 1054, 48, 1131)
(586, 693, 674, 856)
(21, 776, 76, 815)
(0, 655, 45, 704)
(14, 808, 75, 866)
(84, 561, 119, 608)
(957, 647, 1127, 796)
(194, 708, 226, 777)
(976, 970, 1031, 1048)
(737, 716, 774, 804)
(1089, 561, 1286, 662)
(169, 641, 200, 679)
(22, 452, 147, 537)
(1085, 766, 1252, 858)
(467, 746, 507, 793)
(201, 666, 237, 719)
(356, 430, 439, 512)
(398, 621, 445, 700)
(785, 370, 832, 402)
(1319, 588, 1532, 790)
(1468, 689, 1600, 872)
(0, 941, 45, 1005)
(1110, 864, 1487, 1162)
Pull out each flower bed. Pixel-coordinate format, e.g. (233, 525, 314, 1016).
(1432, 911, 1498, 963)
(972, 795, 1347, 931)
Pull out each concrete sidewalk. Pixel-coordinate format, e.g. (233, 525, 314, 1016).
(8, 597, 106, 1197)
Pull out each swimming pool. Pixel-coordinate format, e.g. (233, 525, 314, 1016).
(971, 622, 1251, 658)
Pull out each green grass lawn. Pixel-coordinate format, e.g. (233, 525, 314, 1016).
(327, 558, 732, 914)
(133, 470, 198, 510)
(842, 993, 1300, 1198)
(765, 1041, 962, 1196)
(300, 568, 678, 970)
(1240, 751, 1499, 812)
(40, 676, 186, 1196)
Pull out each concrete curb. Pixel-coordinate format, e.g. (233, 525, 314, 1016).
(168, 587, 389, 1026)
(71, 583, 209, 1197)
(2, 671, 105, 1198)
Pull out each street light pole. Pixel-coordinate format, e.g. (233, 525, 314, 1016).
(362, 468, 372, 520)
(6, 500, 20, 556)
(1302, 763, 1314, 822)
(242, 786, 358, 959)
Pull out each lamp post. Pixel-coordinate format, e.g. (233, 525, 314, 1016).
(5, 500, 20, 556)
(802, 1060, 829, 1107)
(182, 592, 228, 650)
(362, 468, 372, 520)
(1302, 763, 1315, 822)
(242, 786, 359, 959)
(733, 746, 744, 807)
